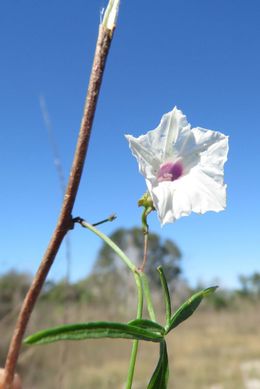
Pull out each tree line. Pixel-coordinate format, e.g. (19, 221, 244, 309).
(0, 227, 259, 319)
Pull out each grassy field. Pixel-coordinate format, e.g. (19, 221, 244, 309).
(1, 300, 260, 389)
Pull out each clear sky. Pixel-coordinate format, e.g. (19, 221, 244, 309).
(0, 0, 259, 289)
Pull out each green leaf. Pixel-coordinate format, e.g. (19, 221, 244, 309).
(147, 340, 169, 389)
(157, 266, 172, 328)
(128, 319, 165, 335)
(24, 321, 164, 345)
(166, 286, 218, 333)
(140, 272, 157, 322)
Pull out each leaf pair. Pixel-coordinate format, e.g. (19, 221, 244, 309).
(146, 269, 217, 388)
(24, 274, 218, 389)
(24, 286, 217, 346)
(166, 286, 218, 333)
(157, 265, 217, 333)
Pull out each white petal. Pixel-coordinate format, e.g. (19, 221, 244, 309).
(148, 167, 226, 225)
(126, 107, 229, 226)
(172, 126, 228, 176)
(125, 107, 190, 181)
(125, 134, 160, 182)
(148, 179, 192, 224)
(194, 128, 229, 185)
(155, 107, 190, 161)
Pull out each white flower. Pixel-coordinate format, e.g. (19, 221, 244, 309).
(125, 107, 229, 225)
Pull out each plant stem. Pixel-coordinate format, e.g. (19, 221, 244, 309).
(3, 23, 116, 389)
(139, 214, 156, 322)
(139, 204, 154, 272)
(75, 217, 144, 389)
(75, 218, 136, 273)
(140, 232, 149, 272)
(126, 273, 143, 389)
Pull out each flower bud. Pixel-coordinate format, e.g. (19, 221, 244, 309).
(102, 0, 120, 31)
(138, 193, 155, 210)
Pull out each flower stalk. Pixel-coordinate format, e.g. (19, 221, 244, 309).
(138, 193, 155, 271)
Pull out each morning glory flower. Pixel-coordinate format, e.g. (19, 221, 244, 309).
(125, 107, 229, 225)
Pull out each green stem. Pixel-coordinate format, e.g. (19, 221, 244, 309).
(141, 206, 153, 234)
(78, 219, 136, 272)
(140, 272, 156, 323)
(76, 218, 144, 389)
(134, 273, 143, 320)
(126, 273, 143, 389)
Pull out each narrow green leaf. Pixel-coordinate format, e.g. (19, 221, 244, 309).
(166, 286, 218, 333)
(24, 321, 163, 345)
(128, 319, 165, 335)
(147, 340, 169, 389)
(157, 266, 172, 328)
(140, 272, 156, 322)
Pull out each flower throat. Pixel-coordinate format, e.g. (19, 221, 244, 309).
(157, 161, 183, 182)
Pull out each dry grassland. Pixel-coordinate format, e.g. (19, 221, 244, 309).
(1, 301, 260, 388)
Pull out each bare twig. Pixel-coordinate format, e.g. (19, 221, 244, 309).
(92, 213, 117, 226)
(3, 13, 118, 388)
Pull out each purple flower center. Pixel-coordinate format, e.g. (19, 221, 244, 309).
(157, 161, 183, 182)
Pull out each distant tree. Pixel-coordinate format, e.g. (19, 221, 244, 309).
(238, 275, 250, 296)
(41, 278, 93, 304)
(0, 271, 31, 317)
(238, 272, 260, 297)
(251, 272, 260, 295)
(93, 227, 182, 292)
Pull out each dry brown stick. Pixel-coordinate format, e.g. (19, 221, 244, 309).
(3, 13, 118, 389)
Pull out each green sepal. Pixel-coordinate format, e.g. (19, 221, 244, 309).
(147, 340, 169, 389)
(128, 319, 165, 335)
(24, 321, 164, 345)
(166, 286, 218, 334)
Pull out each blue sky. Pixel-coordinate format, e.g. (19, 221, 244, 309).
(0, 0, 259, 289)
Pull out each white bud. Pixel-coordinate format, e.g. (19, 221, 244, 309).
(102, 0, 120, 30)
